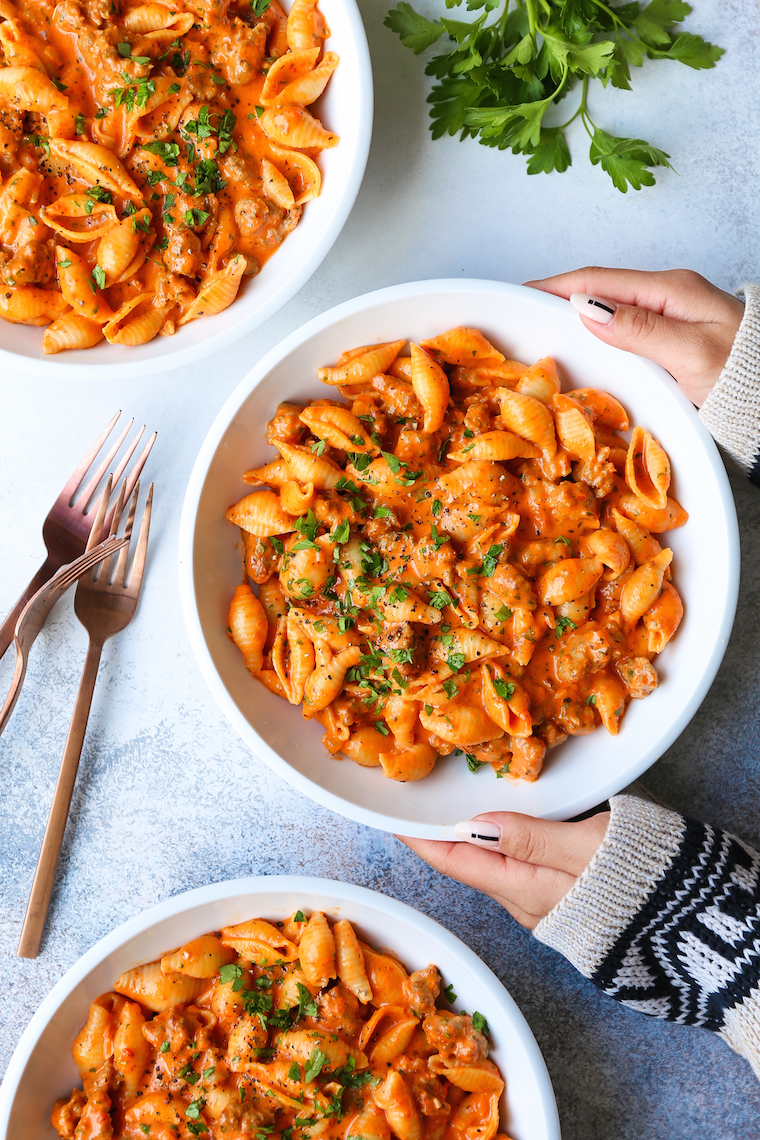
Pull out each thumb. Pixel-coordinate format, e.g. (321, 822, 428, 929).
(454, 810, 609, 876)
(570, 292, 694, 376)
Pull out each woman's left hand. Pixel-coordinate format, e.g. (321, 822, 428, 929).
(398, 810, 610, 929)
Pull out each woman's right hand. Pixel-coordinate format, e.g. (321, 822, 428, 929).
(525, 268, 744, 408)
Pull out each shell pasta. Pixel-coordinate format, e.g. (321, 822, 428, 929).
(0, 0, 337, 351)
(224, 327, 687, 783)
(51, 910, 514, 1140)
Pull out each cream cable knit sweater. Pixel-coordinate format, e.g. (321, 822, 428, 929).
(533, 293, 760, 1073)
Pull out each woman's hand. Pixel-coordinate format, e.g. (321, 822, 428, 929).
(398, 810, 610, 929)
(526, 268, 744, 408)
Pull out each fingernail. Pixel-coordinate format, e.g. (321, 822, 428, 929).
(570, 293, 617, 325)
(454, 820, 502, 847)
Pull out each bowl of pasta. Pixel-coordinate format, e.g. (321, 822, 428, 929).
(178, 278, 739, 834)
(0, 876, 560, 1140)
(0, 0, 371, 377)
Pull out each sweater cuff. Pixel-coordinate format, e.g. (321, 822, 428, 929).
(533, 795, 686, 984)
(699, 283, 760, 484)
(534, 795, 760, 1044)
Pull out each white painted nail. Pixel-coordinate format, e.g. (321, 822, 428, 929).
(570, 292, 617, 325)
(454, 819, 502, 846)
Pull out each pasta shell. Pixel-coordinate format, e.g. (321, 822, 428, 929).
(303, 643, 362, 714)
(569, 387, 629, 430)
(587, 673, 628, 736)
(536, 556, 604, 605)
(259, 106, 338, 150)
(276, 1029, 366, 1071)
(260, 47, 320, 104)
(349, 1103, 392, 1140)
(0, 285, 67, 326)
(319, 340, 405, 386)
(373, 1071, 422, 1140)
(498, 388, 556, 456)
(625, 425, 671, 510)
(261, 157, 295, 209)
(609, 507, 662, 565)
(160, 934, 236, 978)
(298, 911, 337, 987)
(587, 527, 630, 578)
(299, 404, 375, 452)
(143, 12, 195, 40)
(615, 492, 688, 533)
(516, 356, 561, 401)
(272, 610, 315, 703)
(73, 997, 118, 1076)
(450, 1091, 500, 1140)
(221, 918, 298, 963)
(369, 1017, 419, 1064)
(286, 0, 329, 51)
(431, 1060, 504, 1094)
(435, 460, 506, 503)
(450, 360, 526, 388)
(480, 665, 532, 737)
(549, 392, 596, 462)
(228, 583, 268, 675)
(429, 627, 504, 664)
(447, 429, 539, 463)
(419, 326, 505, 367)
(113, 1002, 151, 1098)
(0, 65, 68, 113)
(0, 20, 47, 70)
(113, 962, 206, 1013)
(333, 919, 373, 1003)
(410, 343, 449, 433)
(123, 3, 189, 31)
(280, 479, 315, 514)
(43, 193, 118, 243)
(379, 743, 437, 782)
(42, 311, 104, 353)
(243, 459, 291, 487)
(49, 139, 142, 200)
(620, 547, 673, 626)
(277, 440, 342, 489)
(267, 51, 339, 106)
(128, 79, 193, 150)
(265, 143, 321, 204)
(96, 214, 141, 281)
(642, 579, 683, 653)
(226, 490, 296, 537)
(178, 254, 246, 325)
(103, 294, 165, 346)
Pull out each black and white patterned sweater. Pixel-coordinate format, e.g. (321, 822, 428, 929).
(534, 286, 760, 1073)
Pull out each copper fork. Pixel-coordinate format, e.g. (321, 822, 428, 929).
(17, 482, 154, 960)
(0, 411, 156, 661)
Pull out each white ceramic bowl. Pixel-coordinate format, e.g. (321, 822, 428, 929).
(0, 876, 559, 1140)
(179, 279, 740, 835)
(0, 0, 372, 379)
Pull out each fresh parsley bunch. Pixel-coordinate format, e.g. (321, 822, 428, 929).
(384, 0, 723, 191)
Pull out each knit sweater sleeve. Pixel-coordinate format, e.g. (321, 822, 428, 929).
(533, 795, 760, 1076)
(699, 283, 760, 486)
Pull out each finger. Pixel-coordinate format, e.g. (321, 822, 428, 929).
(397, 835, 576, 929)
(453, 811, 609, 877)
(572, 302, 713, 378)
(525, 267, 679, 311)
(526, 267, 739, 325)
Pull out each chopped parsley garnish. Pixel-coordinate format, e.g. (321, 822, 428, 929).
(586, 693, 597, 705)
(472, 1011, 490, 1037)
(492, 677, 515, 702)
(141, 140, 180, 166)
(555, 615, 577, 638)
(295, 509, 319, 542)
(493, 605, 512, 622)
(294, 909, 306, 922)
(91, 266, 106, 290)
(117, 42, 151, 64)
(447, 652, 466, 673)
(465, 753, 484, 772)
(444, 982, 457, 1003)
(304, 1046, 328, 1083)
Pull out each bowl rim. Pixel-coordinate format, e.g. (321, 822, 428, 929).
(178, 277, 741, 834)
(0, 0, 373, 380)
(0, 874, 560, 1140)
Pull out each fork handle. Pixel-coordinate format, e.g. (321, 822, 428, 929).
(0, 559, 54, 662)
(17, 636, 104, 959)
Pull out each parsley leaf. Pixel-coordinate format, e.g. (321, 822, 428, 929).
(472, 1011, 490, 1037)
(304, 1046, 328, 1083)
(555, 615, 577, 638)
(444, 982, 457, 1003)
(385, 0, 723, 192)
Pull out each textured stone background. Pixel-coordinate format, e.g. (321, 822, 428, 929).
(1, 0, 760, 1135)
